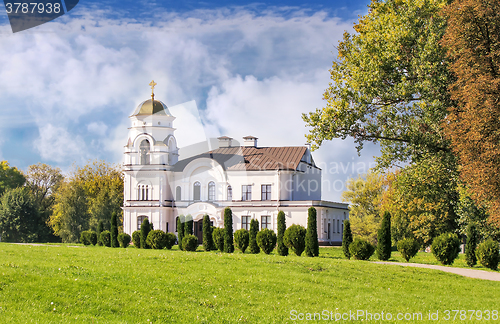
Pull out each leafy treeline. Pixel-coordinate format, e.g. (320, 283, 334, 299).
(0, 160, 123, 243)
(306, 0, 500, 244)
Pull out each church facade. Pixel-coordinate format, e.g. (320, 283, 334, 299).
(122, 86, 349, 245)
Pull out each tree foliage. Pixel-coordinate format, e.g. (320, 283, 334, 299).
(276, 211, 288, 256)
(376, 211, 392, 261)
(223, 207, 234, 253)
(0, 187, 40, 242)
(111, 211, 119, 248)
(342, 172, 385, 244)
(0, 161, 25, 197)
(202, 215, 214, 251)
(303, 0, 453, 169)
(442, 0, 500, 224)
(342, 220, 353, 259)
(465, 223, 478, 267)
(249, 218, 260, 254)
(177, 215, 185, 250)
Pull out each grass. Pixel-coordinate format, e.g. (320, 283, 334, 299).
(0, 244, 499, 323)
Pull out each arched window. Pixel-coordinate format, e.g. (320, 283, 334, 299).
(208, 181, 215, 201)
(193, 181, 201, 201)
(140, 139, 150, 165)
(227, 185, 232, 201)
(138, 185, 150, 200)
(176, 186, 181, 201)
(137, 216, 148, 230)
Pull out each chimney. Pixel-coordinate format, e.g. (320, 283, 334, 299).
(243, 136, 258, 147)
(217, 136, 233, 148)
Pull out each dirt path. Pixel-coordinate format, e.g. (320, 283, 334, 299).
(373, 261, 500, 282)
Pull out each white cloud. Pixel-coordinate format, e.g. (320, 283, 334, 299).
(35, 124, 88, 163)
(87, 121, 108, 136)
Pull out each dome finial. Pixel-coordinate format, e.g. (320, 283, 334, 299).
(149, 80, 157, 101)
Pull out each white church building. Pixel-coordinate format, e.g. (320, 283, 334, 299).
(122, 83, 349, 245)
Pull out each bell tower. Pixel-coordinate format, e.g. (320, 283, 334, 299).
(122, 81, 178, 236)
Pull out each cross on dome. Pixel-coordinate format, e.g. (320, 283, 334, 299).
(149, 80, 157, 100)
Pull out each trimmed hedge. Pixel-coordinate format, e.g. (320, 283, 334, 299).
(165, 233, 176, 250)
(202, 215, 214, 251)
(431, 232, 460, 265)
(349, 238, 375, 260)
(257, 229, 277, 254)
(146, 230, 169, 250)
(283, 224, 306, 256)
(376, 212, 391, 261)
(182, 234, 198, 252)
(476, 239, 500, 270)
(111, 211, 119, 248)
(305, 207, 319, 257)
(397, 238, 419, 262)
(132, 230, 141, 248)
(212, 227, 225, 252)
(184, 215, 193, 236)
(234, 229, 250, 253)
(223, 207, 234, 253)
(80, 231, 91, 245)
(177, 215, 185, 250)
(277, 211, 288, 256)
(140, 218, 152, 249)
(89, 231, 98, 246)
(117, 233, 131, 248)
(249, 219, 260, 254)
(465, 223, 478, 267)
(100, 230, 111, 247)
(342, 220, 353, 259)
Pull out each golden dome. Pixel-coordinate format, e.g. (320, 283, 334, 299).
(131, 99, 171, 116)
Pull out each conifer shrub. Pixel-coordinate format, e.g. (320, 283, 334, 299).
(342, 220, 353, 259)
(277, 210, 288, 256)
(111, 211, 119, 248)
(182, 234, 198, 252)
(349, 238, 375, 260)
(89, 231, 98, 246)
(184, 214, 193, 236)
(223, 207, 234, 253)
(177, 215, 185, 250)
(376, 212, 392, 260)
(283, 224, 306, 256)
(97, 221, 104, 246)
(212, 227, 225, 252)
(140, 218, 151, 249)
(146, 230, 169, 249)
(476, 239, 500, 270)
(234, 228, 249, 253)
(431, 232, 460, 265)
(100, 230, 111, 247)
(118, 233, 131, 248)
(397, 238, 419, 262)
(249, 219, 260, 254)
(465, 223, 478, 267)
(80, 231, 91, 245)
(202, 215, 214, 251)
(305, 207, 319, 257)
(165, 232, 176, 250)
(132, 230, 141, 248)
(257, 229, 277, 254)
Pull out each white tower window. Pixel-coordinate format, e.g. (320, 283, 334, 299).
(208, 181, 215, 201)
(193, 182, 201, 201)
(227, 185, 232, 201)
(138, 185, 151, 200)
(176, 186, 181, 201)
(140, 139, 150, 165)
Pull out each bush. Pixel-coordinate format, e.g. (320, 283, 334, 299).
(140, 218, 151, 249)
(177, 215, 185, 250)
(257, 229, 277, 254)
(184, 215, 193, 236)
(202, 215, 214, 251)
(277, 211, 288, 256)
(97, 221, 104, 246)
(132, 230, 141, 248)
(397, 238, 419, 262)
(431, 232, 460, 265)
(111, 211, 119, 248)
(465, 223, 478, 267)
(234, 229, 250, 253)
(283, 224, 306, 256)
(182, 234, 198, 252)
(349, 238, 375, 260)
(249, 219, 260, 254)
(80, 231, 91, 245)
(223, 207, 234, 253)
(89, 231, 98, 246)
(305, 207, 319, 257)
(165, 233, 176, 249)
(146, 230, 169, 250)
(342, 220, 353, 259)
(118, 233, 131, 248)
(377, 212, 392, 261)
(100, 230, 111, 247)
(212, 227, 225, 252)
(476, 239, 500, 270)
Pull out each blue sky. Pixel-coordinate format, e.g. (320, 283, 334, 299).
(0, 0, 378, 201)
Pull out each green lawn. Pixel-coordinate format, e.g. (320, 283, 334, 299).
(0, 244, 498, 323)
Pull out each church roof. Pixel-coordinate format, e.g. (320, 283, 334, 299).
(172, 146, 311, 172)
(131, 99, 172, 116)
